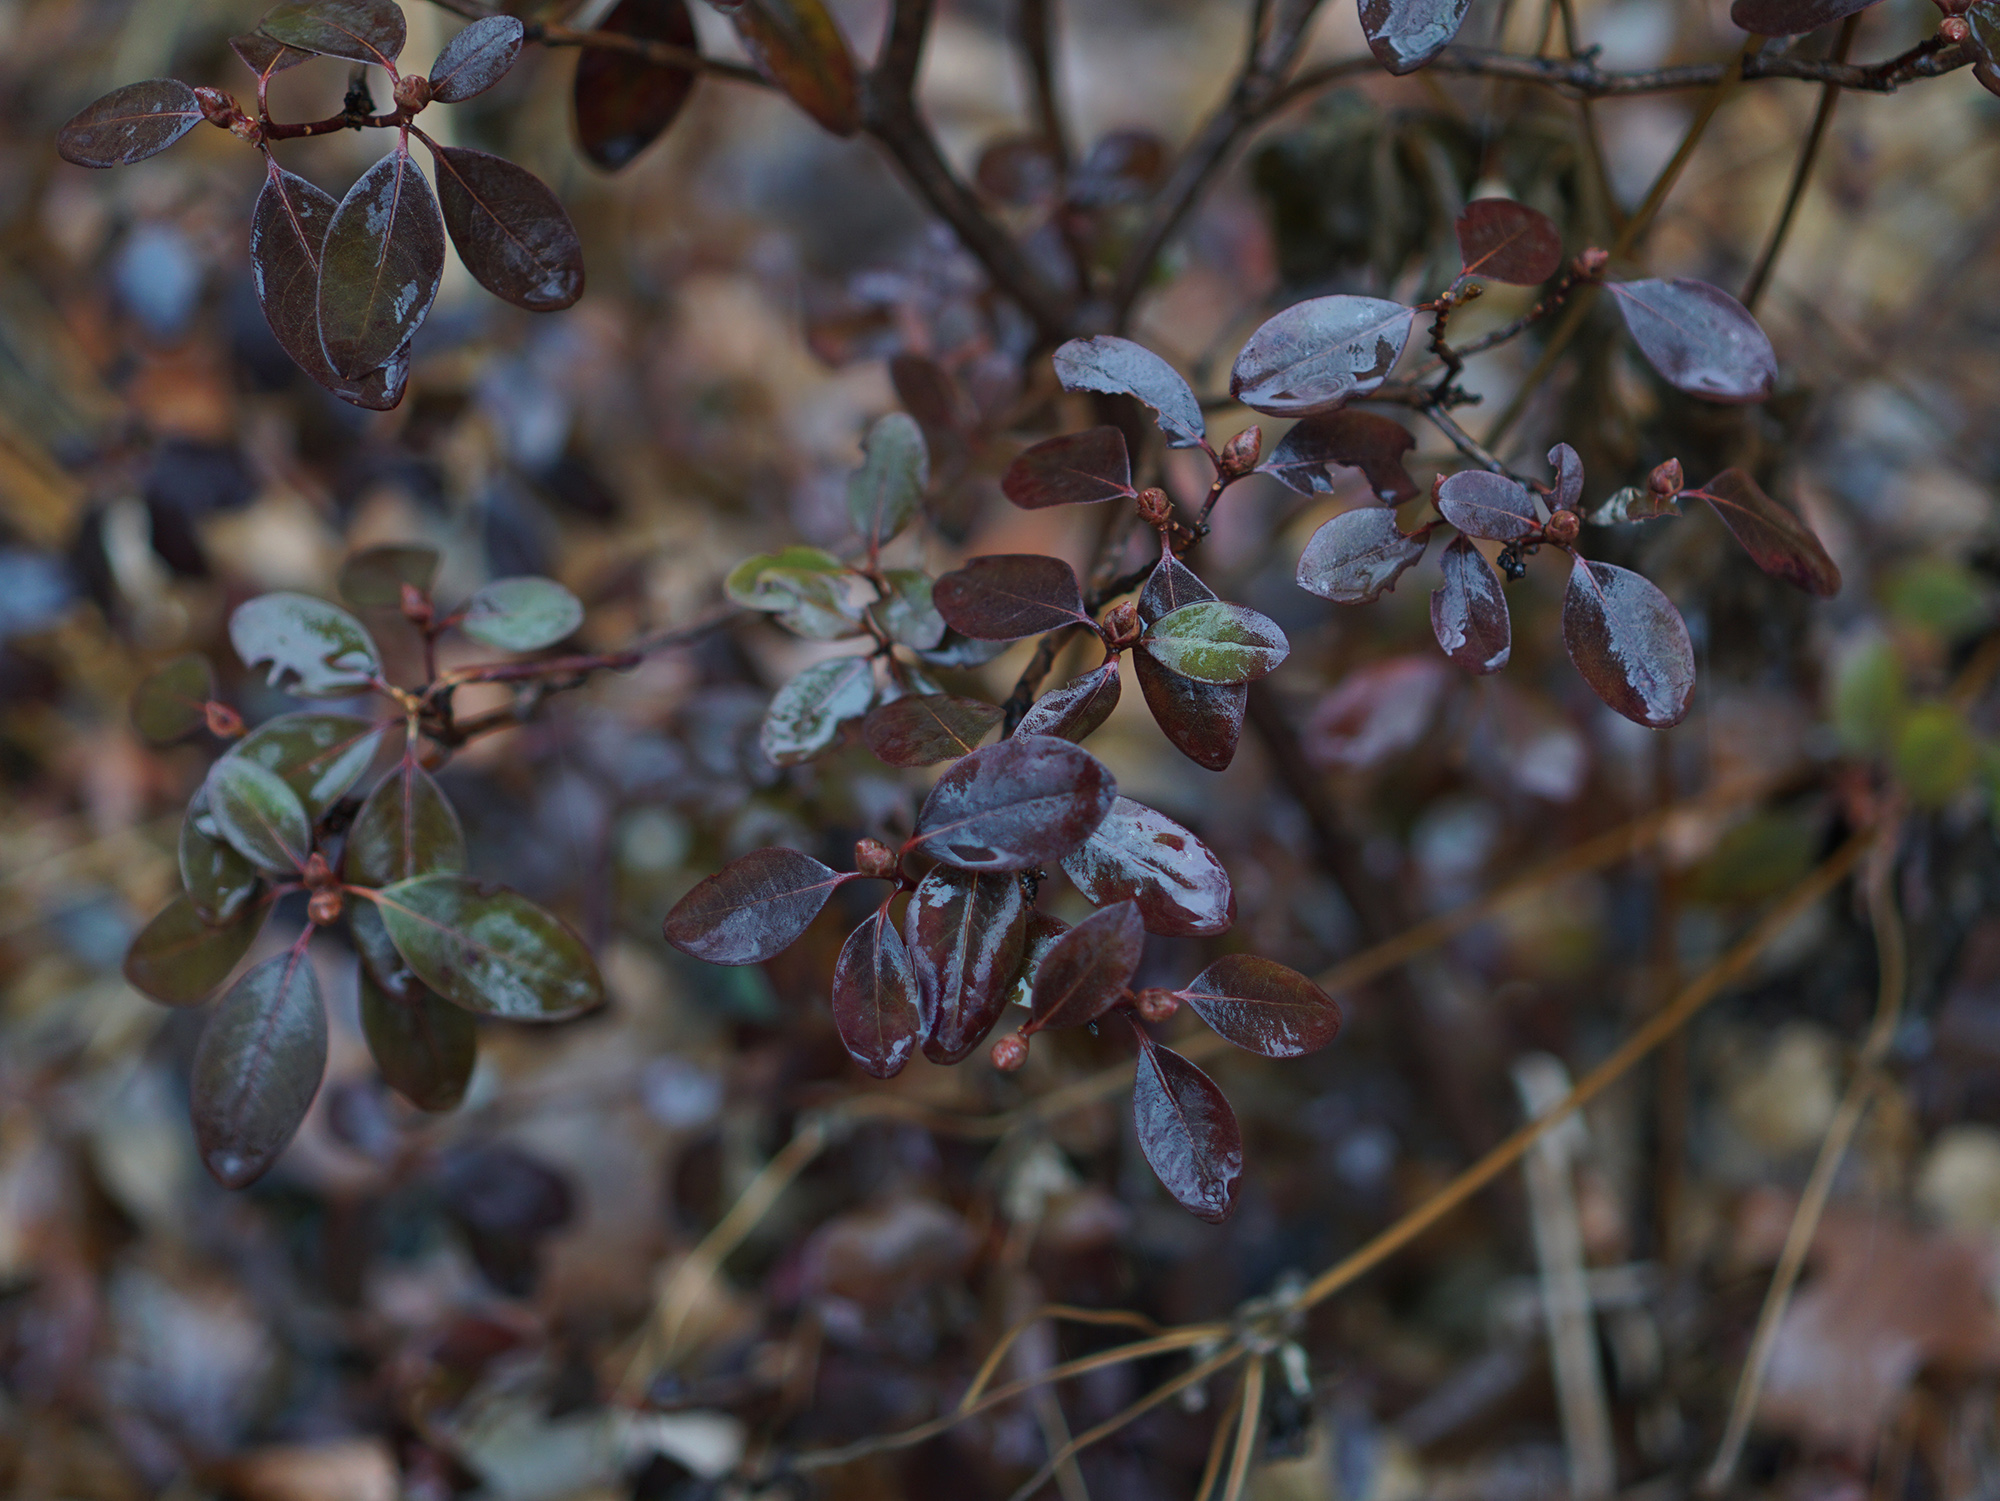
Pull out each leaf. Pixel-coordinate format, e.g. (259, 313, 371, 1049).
(1686, 467, 1841, 597)
(231, 592, 382, 698)
(1359, 0, 1476, 74)
(58, 79, 203, 169)
(1436, 469, 1539, 542)
(1051, 336, 1206, 449)
(1259, 410, 1418, 504)
(348, 761, 467, 886)
(1175, 954, 1340, 1057)
(318, 146, 446, 380)
(1004, 911, 1070, 1010)
(1730, 0, 1882, 36)
(729, 0, 861, 136)
(231, 32, 314, 79)
(831, 910, 921, 1078)
(205, 757, 312, 873)
(256, 0, 405, 65)
(664, 847, 855, 964)
(226, 712, 385, 820)
(123, 894, 263, 1007)
(190, 948, 328, 1188)
(1296, 507, 1430, 603)
(1135, 656, 1246, 772)
(460, 575, 584, 651)
(573, 0, 699, 170)
(1431, 535, 1512, 674)
(132, 653, 215, 746)
(1059, 796, 1233, 937)
(1455, 198, 1562, 284)
(910, 734, 1117, 871)
(372, 874, 604, 1019)
(1548, 442, 1584, 513)
(933, 554, 1091, 641)
(1026, 900, 1143, 1033)
(339, 543, 439, 608)
(1562, 556, 1696, 728)
(1304, 655, 1450, 770)
(1606, 278, 1776, 404)
(1832, 635, 1906, 754)
(429, 13, 524, 102)
(1001, 427, 1136, 509)
(350, 899, 418, 999)
(863, 694, 1001, 767)
(249, 164, 346, 391)
(428, 146, 584, 312)
(1230, 296, 1414, 416)
(725, 546, 846, 608)
(333, 339, 413, 411)
(907, 865, 1026, 1064)
(181, 789, 261, 926)
(871, 569, 945, 650)
(1131, 1030, 1242, 1223)
(1141, 600, 1290, 685)
(1017, 661, 1122, 742)
(1895, 703, 1979, 810)
(847, 412, 928, 548)
(1587, 485, 1681, 525)
(760, 654, 876, 766)
(359, 966, 475, 1111)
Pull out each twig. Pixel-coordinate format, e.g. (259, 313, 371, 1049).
(1742, 14, 1861, 312)
(1016, 0, 1070, 168)
(1193, 1370, 1247, 1501)
(1218, 1354, 1266, 1501)
(423, 0, 765, 86)
(1000, 627, 1082, 735)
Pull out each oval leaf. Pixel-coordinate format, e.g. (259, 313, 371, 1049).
(1175, 954, 1340, 1058)
(339, 543, 439, 608)
(334, 338, 413, 411)
(227, 712, 385, 820)
(460, 575, 584, 651)
(123, 893, 263, 1007)
(1141, 600, 1289, 685)
(1059, 796, 1233, 937)
(1686, 467, 1841, 597)
(250, 163, 344, 390)
(231, 591, 382, 696)
(348, 760, 467, 886)
(318, 147, 446, 380)
(872, 569, 946, 651)
(1052, 336, 1205, 450)
(761, 654, 876, 766)
(58, 79, 203, 169)
(360, 966, 475, 1111)
(373, 874, 604, 1019)
(1004, 911, 1070, 1010)
(1297, 508, 1430, 603)
(1135, 656, 1245, 772)
(1231, 296, 1414, 416)
(907, 865, 1027, 1064)
(1017, 661, 1121, 742)
(1549, 442, 1584, 514)
(1436, 469, 1539, 543)
(910, 735, 1117, 871)
(1026, 899, 1143, 1033)
(934, 554, 1090, 641)
(847, 412, 928, 547)
(730, 0, 861, 136)
(1360, 0, 1475, 74)
(1431, 535, 1512, 674)
(190, 948, 328, 1188)
(664, 847, 853, 964)
(573, 0, 699, 170)
(257, 0, 405, 65)
(1002, 427, 1135, 510)
(1131, 1031, 1242, 1223)
(1562, 556, 1696, 728)
(429, 13, 524, 102)
(232, 32, 314, 79)
(831, 909, 921, 1079)
(206, 757, 312, 873)
(429, 146, 584, 312)
(1730, 0, 1881, 36)
(181, 789, 261, 926)
(1259, 410, 1417, 504)
(1607, 278, 1775, 404)
(1456, 198, 1562, 284)
(864, 694, 1001, 767)
(132, 653, 214, 746)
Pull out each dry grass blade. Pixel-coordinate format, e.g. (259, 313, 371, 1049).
(1193, 1369, 1248, 1501)
(962, 1305, 1171, 1411)
(1219, 1354, 1265, 1501)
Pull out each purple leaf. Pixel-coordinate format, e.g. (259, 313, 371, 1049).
(205, 757, 312, 874)
(180, 790, 261, 927)
(1685, 467, 1841, 597)
(1131, 1028, 1242, 1223)
(1140, 600, 1289, 685)
(1003, 911, 1071, 1010)
(318, 146, 445, 380)
(1017, 661, 1122, 742)
(1436, 470, 1539, 542)
(191, 947, 327, 1188)
(1259, 410, 1418, 504)
(1431, 535, 1512, 674)
(908, 865, 1026, 1063)
(574, 0, 699, 170)
(231, 32, 313, 79)
(1139, 551, 1213, 624)
(427, 145, 584, 312)
(1588, 485, 1681, 525)
(1456, 198, 1563, 284)
(1549, 442, 1584, 513)
(863, 693, 1002, 766)
(1002, 427, 1135, 509)
(933, 554, 1091, 641)
(256, 0, 405, 66)
(1297, 507, 1430, 603)
(429, 14, 524, 102)
(1730, 0, 1882, 36)
(227, 711, 385, 820)
(1025, 900, 1143, 1033)
(663, 848, 856, 963)
(1606, 278, 1775, 404)
(1052, 336, 1205, 449)
(359, 968, 475, 1112)
(729, 0, 862, 137)
(1359, 0, 1476, 74)
(1562, 555, 1696, 728)
(1135, 655, 1246, 771)
(1059, 796, 1234, 937)
(58, 79, 203, 169)
(909, 734, 1117, 871)
(1230, 295, 1414, 416)
(832, 909, 921, 1078)
(250, 165, 344, 391)
(1304, 656, 1451, 770)
(347, 759, 466, 885)
(1175, 954, 1340, 1058)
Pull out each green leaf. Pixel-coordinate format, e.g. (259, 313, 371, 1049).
(1831, 636, 1906, 755)
(230, 592, 382, 696)
(1895, 703, 1979, 810)
(724, 546, 846, 608)
(1883, 558, 1991, 640)
(1140, 600, 1290, 685)
(205, 757, 313, 873)
(871, 569, 945, 650)
(760, 655, 876, 766)
(132, 653, 215, 746)
(123, 893, 264, 1006)
(847, 412, 928, 548)
(1688, 812, 1818, 904)
(459, 575, 585, 651)
(226, 712, 385, 820)
(370, 874, 605, 1020)
(359, 966, 476, 1111)
(725, 549, 868, 640)
(339, 544, 439, 608)
(180, 787, 261, 925)
(348, 761, 467, 886)
(350, 898, 416, 997)
(190, 947, 327, 1188)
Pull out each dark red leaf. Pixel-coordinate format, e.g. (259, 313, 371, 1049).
(863, 694, 1002, 766)
(1436, 469, 1539, 542)
(1139, 551, 1213, 624)
(909, 735, 1117, 872)
(908, 866, 1027, 1064)
(573, 0, 699, 170)
(1026, 900, 1143, 1033)
(1431, 535, 1511, 674)
(1230, 296, 1414, 416)
(429, 14, 524, 102)
(1001, 427, 1135, 509)
(1004, 911, 1071, 1009)
(1135, 655, 1246, 771)
(1060, 796, 1233, 937)
(1549, 442, 1584, 513)
(318, 146, 446, 380)
(663, 848, 855, 963)
(1259, 410, 1418, 504)
(1052, 336, 1205, 449)
(1606, 278, 1775, 403)
(1175, 954, 1340, 1057)
(1685, 467, 1841, 597)
(250, 163, 343, 390)
(1456, 198, 1563, 284)
(256, 0, 405, 66)
(231, 32, 313, 79)
(1730, 0, 1882, 36)
(832, 909, 921, 1078)
(1304, 656, 1451, 770)
(58, 79, 203, 169)
(889, 354, 970, 440)
(427, 144, 583, 311)
(1017, 661, 1121, 742)
(360, 967, 475, 1112)
(124, 894, 264, 1007)
(729, 0, 861, 137)
(1562, 555, 1696, 728)
(1360, 0, 1476, 74)
(933, 554, 1090, 641)
(1131, 1028, 1242, 1223)
(191, 946, 327, 1188)
(1296, 507, 1429, 603)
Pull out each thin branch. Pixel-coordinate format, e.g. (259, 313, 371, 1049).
(423, 0, 766, 86)
(1742, 13, 1861, 311)
(1016, 0, 1071, 168)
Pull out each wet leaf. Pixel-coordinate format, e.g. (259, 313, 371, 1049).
(227, 712, 385, 819)
(863, 694, 1001, 766)
(348, 761, 467, 885)
(360, 967, 475, 1111)
(1135, 656, 1246, 771)
(206, 757, 312, 873)
(1026, 900, 1143, 1033)
(459, 575, 584, 651)
(232, 593, 381, 698)
(339, 543, 439, 608)
(1001, 427, 1135, 509)
(231, 32, 313, 78)
(1431, 535, 1511, 673)
(190, 947, 327, 1188)
(132, 653, 215, 746)
(1360, 0, 1475, 74)
(1607, 278, 1776, 403)
(123, 894, 263, 1007)
(847, 412, 928, 548)
(429, 146, 584, 312)
(1549, 442, 1584, 513)
(1456, 198, 1562, 284)
(872, 569, 946, 650)
(761, 654, 876, 765)
(726, 548, 864, 639)
(1004, 911, 1070, 1011)
(1017, 661, 1122, 742)
(351, 899, 419, 999)
(335, 338, 413, 410)
(1231, 295, 1414, 415)
(831, 909, 921, 1078)
(910, 734, 1117, 871)
(934, 554, 1091, 641)
(1131, 1030, 1242, 1223)
(1304, 656, 1451, 770)
(1588, 485, 1681, 525)
(429, 13, 524, 102)
(1562, 556, 1696, 728)
(250, 165, 344, 390)
(1059, 796, 1234, 937)
(1176, 954, 1340, 1057)
(1140, 600, 1290, 685)
(573, 0, 699, 170)
(57, 80, 203, 169)
(1436, 469, 1538, 542)
(372, 874, 604, 1019)
(1259, 410, 1418, 503)
(908, 866, 1026, 1064)
(1297, 507, 1429, 603)
(1685, 467, 1841, 597)
(181, 789, 261, 926)
(257, 0, 405, 64)
(318, 146, 446, 380)
(1730, 0, 1882, 36)
(1052, 336, 1206, 449)
(730, 0, 861, 136)
(664, 847, 855, 964)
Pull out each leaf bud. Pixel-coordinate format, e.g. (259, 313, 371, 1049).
(1219, 426, 1263, 477)
(991, 1032, 1029, 1071)
(193, 86, 238, 125)
(400, 581, 433, 627)
(1543, 510, 1580, 546)
(204, 701, 245, 739)
(302, 851, 334, 889)
(1647, 457, 1685, 498)
(1135, 987, 1180, 1023)
(1136, 487, 1173, 527)
(1101, 598, 1141, 647)
(854, 837, 897, 880)
(1573, 246, 1610, 279)
(308, 888, 344, 926)
(392, 73, 433, 115)
(1942, 14, 1971, 40)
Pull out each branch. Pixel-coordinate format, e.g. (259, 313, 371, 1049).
(423, 0, 766, 87)
(1742, 13, 1862, 311)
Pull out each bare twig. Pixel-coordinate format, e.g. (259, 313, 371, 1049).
(1742, 14, 1861, 311)
(1218, 1354, 1266, 1501)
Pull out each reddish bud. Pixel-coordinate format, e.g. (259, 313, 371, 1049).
(1136, 487, 1173, 527)
(308, 888, 344, 926)
(1573, 247, 1610, 279)
(392, 73, 433, 114)
(302, 851, 335, 889)
(1942, 14, 1971, 40)
(1543, 510, 1580, 546)
(1647, 457, 1685, 498)
(204, 701, 245, 739)
(194, 86, 238, 124)
(1219, 426, 1263, 477)
(991, 1032, 1029, 1071)
(854, 838, 897, 880)
(1935, 0, 1970, 17)
(1101, 599, 1141, 647)
(416, 737, 450, 772)
(1135, 987, 1180, 1023)
(400, 581, 433, 627)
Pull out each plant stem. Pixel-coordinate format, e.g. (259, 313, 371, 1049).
(1742, 13, 1861, 312)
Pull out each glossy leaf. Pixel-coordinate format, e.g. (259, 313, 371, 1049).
(907, 866, 1026, 1064)
(934, 554, 1091, 641)
(1436, 469, 1538, 542)
(665, 847, 853, 964)
(348, 760, 467, 886)
(231, 32, 313, 78)
(206, 757, 312, 873)
(909, 734, 1117, 871)
(1135, 655, 1246, 772)
(1175, 954, 1340, 1058)
(1004, 911, 1070, 1010)
(459, 575, 584, 651)
(872, 569, 946, 650)
(350, 899, 418, 1000)
(250, 165, 345, 390)
(1052, 336, 1205, 449)
(360, 967, 475, 1112)
(181, 790, 261, 927)
(372, 874, 604, 1019)
(574, 0, 699, 170)
(1259, 410, 1418, 504)
(1562, 556, 1696, 728)
(1131, 1030, 1242, 1223)
(847, 412, 928, 548)
(335, 340, 413, 411)
(429, 146, 584, 312)
(1230, 296, 1414, 416)
(1456, 198, 1562, 284)
(1026, 900, 1143, 1033)
(429, 14, 523, 102)
(227, 712, 385, 820)
(1001, 427, 1135, 509)
(1141, 600, 1289, 685)
(190, 948, 328, 1188)
(1297, 508, 1430, 603)
(1686, 467, 1841, 597)
(1606, 278, 1776, 403)
(318, 147, 446, 380)
(1730, 0, 1881, 35)
(1549, 442, 1584, 514)
(123, 894, 262, 1007)
(761, 654, 875, 766)
(730, 0, 861, 136)
(726, 547, 864, 639)
(1305, 656, 1450, 770)
(863, 694, 1001, 767)
(256, 0, 404, 64)
(1360, 0, 1475, 74)
(831, 910, 921, 1078)
(1431, 535, 1511, 674)
(1017, 661, 1122, 742)
(57, 80, 203, 169)
(1060, 797, 1233, 937)
(132, 653, 214, 746)
(232, 593, 381, 699)
(339, 543, 439, 608)
(1588, 485, 1681, 525)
